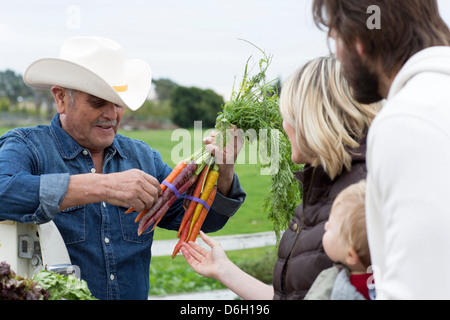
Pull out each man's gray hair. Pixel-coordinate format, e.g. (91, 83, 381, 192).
(65, 88, 76, 107)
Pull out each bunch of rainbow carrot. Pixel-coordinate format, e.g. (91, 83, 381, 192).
(126, 147, 220, 258)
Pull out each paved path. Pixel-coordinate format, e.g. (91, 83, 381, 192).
(148, 231, 279, 300)
(149, 289, 239, 300)
(151, 231, 278, 257)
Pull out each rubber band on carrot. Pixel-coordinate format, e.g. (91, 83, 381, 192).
(187, 186, 217, 243)
(188, 166, 219, 237)
(176, 164, 210, 238)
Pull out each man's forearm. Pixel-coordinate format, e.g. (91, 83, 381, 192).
(59, 173, 106, 211)
(59, 169, 162, 213)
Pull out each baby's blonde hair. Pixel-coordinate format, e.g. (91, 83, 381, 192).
(334, 180, 371, 268)
(279, 56, 382, 179)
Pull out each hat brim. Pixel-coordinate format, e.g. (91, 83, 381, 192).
(23, 58, 152, 111)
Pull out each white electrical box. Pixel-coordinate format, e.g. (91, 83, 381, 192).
(0, 220, 77, 278)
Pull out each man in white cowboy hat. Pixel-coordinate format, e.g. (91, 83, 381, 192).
(0, 36, 246, 300)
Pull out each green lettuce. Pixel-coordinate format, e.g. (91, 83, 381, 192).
(33, 270, 97, 300)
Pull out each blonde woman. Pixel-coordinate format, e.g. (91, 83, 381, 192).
(181, 56, 382, 300)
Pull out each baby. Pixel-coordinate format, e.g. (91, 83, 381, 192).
(305, 180, 375, 300)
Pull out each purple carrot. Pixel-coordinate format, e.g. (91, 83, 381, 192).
(134, 161, 198, 223)
(138, 174, 199, 235)
(183, 182, 196, 210)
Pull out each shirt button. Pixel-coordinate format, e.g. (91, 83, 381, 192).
(90, 168, 96, 173)
(104, 237, 110, 244)
(82, 150, 88, 155)
(110, 274, 115, 281)
(102, 202, 106, 208)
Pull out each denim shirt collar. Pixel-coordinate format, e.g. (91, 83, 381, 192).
(49, 114, 127, 160)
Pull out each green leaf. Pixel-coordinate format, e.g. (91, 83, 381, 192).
(215, 41, 302, 240)
(32, 270, 97, 300)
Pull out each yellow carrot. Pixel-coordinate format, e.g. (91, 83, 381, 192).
(187, 186, 217, 243)
(188, 167, 219, 237)
(176, 163, 210, 238)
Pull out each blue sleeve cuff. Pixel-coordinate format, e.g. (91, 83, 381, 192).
(35, 173, 70, 223)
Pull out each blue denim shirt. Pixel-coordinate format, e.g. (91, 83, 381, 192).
(0, 114, 246, 300)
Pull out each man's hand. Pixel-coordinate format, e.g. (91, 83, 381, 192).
(203, 127, 244, 196)
(102, 169, 161, 212)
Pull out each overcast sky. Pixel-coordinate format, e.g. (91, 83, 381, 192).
(1, 0, 450, 100)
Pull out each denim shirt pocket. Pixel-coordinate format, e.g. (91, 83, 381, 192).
(54, 205, 86, 244)
(118, 207, 154, 244)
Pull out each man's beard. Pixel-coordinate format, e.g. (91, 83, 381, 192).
(340, 48, 384, 104)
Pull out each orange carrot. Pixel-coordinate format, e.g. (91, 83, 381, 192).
(188, 167, 219, 236)
(176, 163, 210, 238)
(161, 160, 187, 192)
(124, 207, 135, 214)
(187, 186, 217, 243)
(172, 212, 194, 258)
(134, 208, 149, 221)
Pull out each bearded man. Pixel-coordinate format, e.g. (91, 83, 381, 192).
(313, 0, 450, 299)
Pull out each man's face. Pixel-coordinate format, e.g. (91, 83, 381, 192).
(331, 29, 383, 104)
(58, 89, 124, 153)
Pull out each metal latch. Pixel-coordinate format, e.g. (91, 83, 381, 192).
(18, 235, 80, 279)
(46, 264, 81, 279)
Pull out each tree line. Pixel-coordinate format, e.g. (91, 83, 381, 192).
(0, 69, 225, 128)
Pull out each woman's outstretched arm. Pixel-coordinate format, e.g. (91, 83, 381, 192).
(181, 231, 274, 300)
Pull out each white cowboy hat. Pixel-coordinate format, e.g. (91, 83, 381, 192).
(23, 36, 152, 111)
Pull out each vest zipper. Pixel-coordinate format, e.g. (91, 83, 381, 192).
(282, 167, 317, 297)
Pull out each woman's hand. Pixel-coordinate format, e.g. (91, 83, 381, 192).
(181, 230, 275, 300)
(181, 231, 230, 280)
